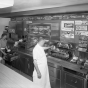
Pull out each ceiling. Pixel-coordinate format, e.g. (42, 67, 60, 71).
(12, 0, 88, 12)
(0, 0, 88, 17)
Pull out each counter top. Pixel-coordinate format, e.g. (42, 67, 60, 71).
(47, 56, 88, 74)
(13, 49, 32, 57)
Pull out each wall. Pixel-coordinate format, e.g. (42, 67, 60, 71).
(0, 18, 10, 37)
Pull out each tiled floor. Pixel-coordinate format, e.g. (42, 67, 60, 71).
(5, 64, 33, 81)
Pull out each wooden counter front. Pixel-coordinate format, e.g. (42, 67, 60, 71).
(8, 49, 88, 88)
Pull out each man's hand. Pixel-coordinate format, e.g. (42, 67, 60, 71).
(14, 41, 19, 47)
(37, 72, 41, 79)
(19, 39, 23, 42)
(33, 60, 42, 79)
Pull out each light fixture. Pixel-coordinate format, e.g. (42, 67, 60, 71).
(0, 0, 14, 8)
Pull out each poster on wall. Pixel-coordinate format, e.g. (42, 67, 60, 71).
(61, 21, 74, 31)
(75, 31, 88, 36)
(74, 20, 88, 43)
(75, 20, 88, 25)
(61, 31, 74, 38)
(75, 20, 88, 31)
(60, 21, 75, 43)
(61, 21, 74, 39)
(76, 25, 87, 31)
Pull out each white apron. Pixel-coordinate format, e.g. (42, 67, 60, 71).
(33, 44, 51, 88)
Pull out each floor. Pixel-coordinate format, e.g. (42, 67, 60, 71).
(5, 63, 33, 81)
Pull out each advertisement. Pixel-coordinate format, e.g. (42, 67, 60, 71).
(61, 21, 74, 31)
(61, 31, 74, 38)
(76, 25, 87, 31)
(75, 31, 88, 36)
(75, 20, 88, 25)
(75, 20, 82, 25)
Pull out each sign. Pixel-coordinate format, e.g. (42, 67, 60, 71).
(75, 20, 88, 25)
(76, 25, 87, 31)
(75, 20, 82, 25)
(61, 31, 74, 38)
(75, 31, 88, 36)
(61, 21, 74, 31)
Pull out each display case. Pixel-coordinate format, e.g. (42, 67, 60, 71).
(25, 23, 51, 51)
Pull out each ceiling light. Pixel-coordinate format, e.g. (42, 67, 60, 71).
(0, 0, 14, 8)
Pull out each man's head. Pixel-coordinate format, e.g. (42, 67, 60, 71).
(1, 33, 7, 40)
(38, 37, 49, 46)
(5, 26, 9, 32)
(5, 26, 9, 29)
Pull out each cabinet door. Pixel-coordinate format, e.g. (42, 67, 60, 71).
(55, 79, 60, 88)
(50, 76, 55, 88)
(19, 56, 26, 73)
(48, 64, 61, 88)
(48, 65, 61, 80)
(27, 56, 34, 77)
(19, 55, 34, 77)
(11, 56, 20, 70)
(48, 66, 55, 77)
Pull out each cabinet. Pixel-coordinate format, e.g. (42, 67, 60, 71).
(63, 68, 87, 88)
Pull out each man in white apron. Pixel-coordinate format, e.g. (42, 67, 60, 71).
(33, 37, 51, 88)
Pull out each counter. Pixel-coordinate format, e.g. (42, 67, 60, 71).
(8, 49, 88, 88)
(13, 49, 88, 74)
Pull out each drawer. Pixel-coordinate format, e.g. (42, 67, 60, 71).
(65, 73, 84, 88)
